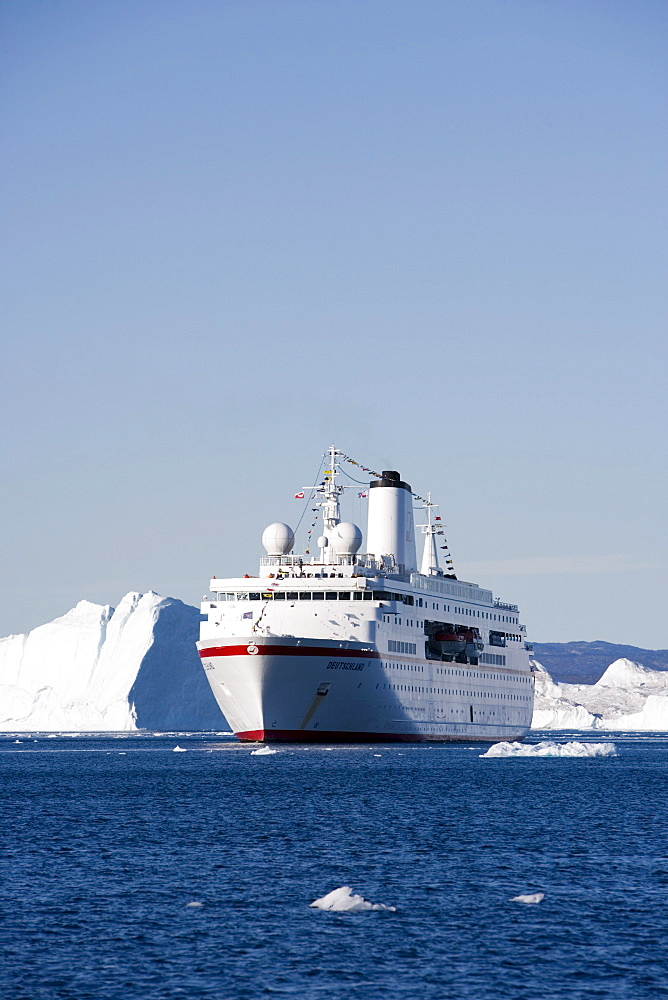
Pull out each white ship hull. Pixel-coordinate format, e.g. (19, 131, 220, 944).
(198, 635, 533, 743)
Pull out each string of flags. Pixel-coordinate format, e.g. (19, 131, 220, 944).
(340, 451, 457, 576)
(291, 449, 456, 575)
(304, 496, 318, 554)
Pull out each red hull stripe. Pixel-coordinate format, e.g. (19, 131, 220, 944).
(198, 644, 380, 659)
(237, 729, 434, 744)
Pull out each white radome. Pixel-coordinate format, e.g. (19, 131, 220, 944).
(330, 521, 363, 555)
(262, 522, 295, 556)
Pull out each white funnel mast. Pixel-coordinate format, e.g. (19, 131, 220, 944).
(420, 494, 441, 576)
(366, 470, 417, 573)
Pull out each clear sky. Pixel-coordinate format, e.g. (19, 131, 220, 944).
(1, 0, 666, 646)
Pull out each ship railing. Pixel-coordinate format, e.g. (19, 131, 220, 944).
(260, 553, 360, 568)
(412, 574, 493, 604)
(494, 599, 519, 611)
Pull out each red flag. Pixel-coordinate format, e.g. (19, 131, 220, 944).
(294, 492, 305, 499)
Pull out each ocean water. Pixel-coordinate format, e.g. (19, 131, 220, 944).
(2, 733, 668, 1000)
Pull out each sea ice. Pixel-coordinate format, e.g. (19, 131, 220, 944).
(481, 740, 616, 758)
(173, 746, 187, 752)
(185, 901, 204, 908)
(310, 886, 396, 912)
(251, 746, 277, 755)
(511, 892, 544, 904)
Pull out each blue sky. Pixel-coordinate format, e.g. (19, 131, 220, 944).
(1, 0, 666, 645)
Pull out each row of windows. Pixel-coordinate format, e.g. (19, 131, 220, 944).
(386, 644, 508, 664)
(215, 591, 416, 603)
(214, 591, 371, 602)
(382, 683, 531, 702)
(391, 664, 532, 686)
(213, 591, 519, 625)
(388, 640, 417, 655)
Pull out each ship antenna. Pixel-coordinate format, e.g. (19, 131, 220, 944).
(300, 444, 347, 565)
(419, 493, 441, 576)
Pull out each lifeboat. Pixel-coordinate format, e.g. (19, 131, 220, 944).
(433, 630, 466, 655)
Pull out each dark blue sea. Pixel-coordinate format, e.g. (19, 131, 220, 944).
(2, 732, 668, 1000)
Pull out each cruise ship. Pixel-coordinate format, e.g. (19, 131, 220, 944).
(197, 447, 535, 742)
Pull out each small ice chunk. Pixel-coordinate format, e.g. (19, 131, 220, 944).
(373, 754, 382, 757)
(480, 741, 616, 758)
(310, 885, 396, 913)
(186, 901, 204, 908)
(511, 892, 544, 904)
(251, 745, 277, 755)
(173, 746, 187, 752)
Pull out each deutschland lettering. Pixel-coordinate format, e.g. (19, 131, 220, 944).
(326, 660, 364, 671)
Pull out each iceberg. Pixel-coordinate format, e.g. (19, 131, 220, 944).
(481, 740, 616, 758)
(511, 893, 544, 904)
(531, 658, 668, 731)
(310, 886, 396, 912)
(251, 746, 277, 755)
(0, 593, 225, 732)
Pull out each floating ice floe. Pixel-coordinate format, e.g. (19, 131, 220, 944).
(481, 740, 616, 758)
(173, 745, 187, 752)
(310, 886, 396, 913)
(511, 892, 544, 904)
(251, 745, 277, 755)
(185, 901, 204, 908)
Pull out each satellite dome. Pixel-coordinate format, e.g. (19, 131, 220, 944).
(330, 522, 363, 555)
(262, 522, 295, 556)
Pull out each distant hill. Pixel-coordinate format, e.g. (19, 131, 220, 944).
(531, 641, 668, 684)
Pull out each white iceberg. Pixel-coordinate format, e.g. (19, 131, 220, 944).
(481, 740, 616, 758)
(511, 892, 544, 904)
(531, 658, 668, 732)
(310, 885, 396, 913)
(0, 593, 225, 732)
(251, 745, 277, 755)
(173, 746, 187, 752)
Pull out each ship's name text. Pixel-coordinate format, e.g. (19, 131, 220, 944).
(326, 660, 364, 671)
